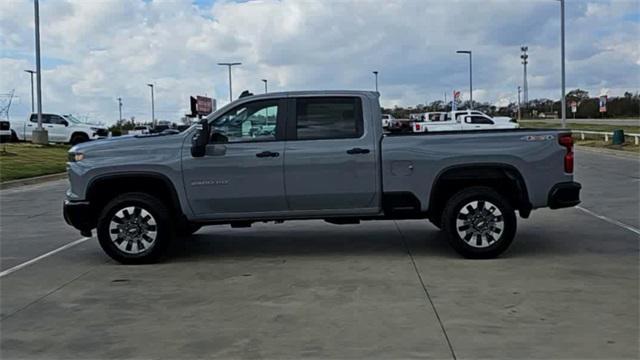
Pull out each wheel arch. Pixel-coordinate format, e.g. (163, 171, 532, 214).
(85, 172, 186, 228)
(428, 163, 532, 221)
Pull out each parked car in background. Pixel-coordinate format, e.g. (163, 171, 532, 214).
(128, 126, 151, 135)
(0, 120, 11, 142)
(11, 113, 108, 145)
(413, 110, 518, 132)
(381, 114, 395, 128)
(64, 90, 579, 264)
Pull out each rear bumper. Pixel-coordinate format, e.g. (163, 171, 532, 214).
(63, 200, 95, 235)
(548, 182, 581, 209)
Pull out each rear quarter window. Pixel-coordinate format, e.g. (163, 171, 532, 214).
(295, 97, 363, 140)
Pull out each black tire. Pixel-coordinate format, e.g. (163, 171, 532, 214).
(70, 133, 89, 145)
(10, 130, 19, 142)
(177, 223, 202, 237)
(442, 186, 516, 259)
(97, 192, 175, 264)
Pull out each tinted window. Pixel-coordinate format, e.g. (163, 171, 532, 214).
(469, 116, 494, 124)
(30, 114, 51, 123)
(209, 100, 279, 143)
(49, 115, 67, 125)
(295, 97, 363, 140)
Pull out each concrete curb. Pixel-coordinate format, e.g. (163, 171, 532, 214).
(576, 145, 640, 160)
(0, 172, 67, 190)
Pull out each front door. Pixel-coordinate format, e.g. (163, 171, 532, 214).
(182, 99, 287, 218)
(46, 114, 70, 142)
(283, 96, 379, 213)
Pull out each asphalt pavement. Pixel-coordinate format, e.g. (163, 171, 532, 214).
(0, 149, 638, 359)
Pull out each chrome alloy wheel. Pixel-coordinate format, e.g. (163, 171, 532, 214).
(455, 200, 504, 248)
(108, 206, 157, 255)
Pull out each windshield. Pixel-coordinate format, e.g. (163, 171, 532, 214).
(63, 114, 82, 124)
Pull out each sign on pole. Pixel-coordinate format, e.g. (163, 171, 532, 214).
(190, 96, 214, 117)
(599, 95, 607, 113)
(452, 90, 461, 111)
(570, 101, 577, 113)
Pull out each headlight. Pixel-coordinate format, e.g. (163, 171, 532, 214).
(68, 152, 85, 162)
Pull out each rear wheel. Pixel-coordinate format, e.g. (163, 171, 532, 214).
(97, 192, 174, 264)
(442, 186, 516, 259)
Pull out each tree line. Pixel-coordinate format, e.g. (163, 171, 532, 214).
(382, 89, 640, 119)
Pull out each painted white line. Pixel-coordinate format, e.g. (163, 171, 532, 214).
(576, 206, 640, 236)
(0, 237, 92, 278)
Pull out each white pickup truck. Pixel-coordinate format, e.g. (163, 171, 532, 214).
(412, 110, 518, 133)
(11, 113, 109, 144)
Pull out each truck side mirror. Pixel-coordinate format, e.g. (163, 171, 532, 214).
(464, 116, 471, 123)
(190, 121, 209, 157)
(61, 120, 69, 127)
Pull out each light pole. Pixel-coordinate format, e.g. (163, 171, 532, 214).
(32, 0, 47, 144)
(217, 62, 241, 102)
(261, 79, 268, 93)
(456, 50, 473, 109)
(520, 46, 529, 105)
(117, 97, 122, 122)
(517, 86, 522, 121)
(372, 71, 379, 92)
(559, 0, 566, 128)
(147, 84, 155, 128)
(24, 70, 36, 113)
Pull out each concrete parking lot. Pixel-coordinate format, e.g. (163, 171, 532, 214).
(1, 148, 638, 359)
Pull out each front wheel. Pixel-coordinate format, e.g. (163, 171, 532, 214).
(442, 187, 516, 259)
(97, 192, 174, 264)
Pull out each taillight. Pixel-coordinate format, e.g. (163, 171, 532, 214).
(415, 123, 421, 131)
(559, 134, 574, 173)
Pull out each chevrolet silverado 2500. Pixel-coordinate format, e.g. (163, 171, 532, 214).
(64, 91, 581, 264)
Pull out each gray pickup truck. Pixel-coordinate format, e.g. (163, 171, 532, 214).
(64, 91, 580, 264)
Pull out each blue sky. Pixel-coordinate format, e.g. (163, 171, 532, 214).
(1, 0, 638, 124)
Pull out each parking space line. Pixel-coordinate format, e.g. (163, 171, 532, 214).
(0, 237, 92, 278)
(576, 206, 640, 236)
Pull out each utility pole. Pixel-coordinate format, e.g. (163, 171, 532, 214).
(517, 86, 522, 121)
(372, 71, 379, 93)
(32, 0, 48, 144)
(147, 84, 155, 128)
(24, 70, 36, 113)
(520, 46, 529, 105)
(117, 97, 122, 122)
(217, 62, 241, 102)
(456, 50, 473, 109)
(559, 0, 567, 128)
(261, 79, 268, 93)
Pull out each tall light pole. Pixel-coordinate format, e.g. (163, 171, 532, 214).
(32, 0, 47, 144)
(520, 46, 529, 105)
(456, 50, 473, 109)
(261, 79, 268, 93)
(217, 62, 241, 102)
(372, 71, 379, 92)
(559, 0, 566, 128)
(24, 70, 36, 113)
(517, 86, 522, 121)
(117, 97, 122, 122)
(147, 84, 155, 128)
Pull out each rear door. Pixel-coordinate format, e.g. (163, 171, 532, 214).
(283, 96, 379, 213)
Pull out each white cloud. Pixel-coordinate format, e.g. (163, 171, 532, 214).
(0, 0, 638, 124)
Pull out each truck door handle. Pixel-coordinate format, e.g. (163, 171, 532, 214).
(346, 147, 370, 155)
(256, 151, 279, 158)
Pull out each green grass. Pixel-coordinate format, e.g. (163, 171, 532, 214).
(575, 139, 640, 154)
(522, 121, 640, 133)
(0, 143, 70, 182)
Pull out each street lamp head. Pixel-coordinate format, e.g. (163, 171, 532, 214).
(218, 62, 242, 66)
(24, 69, 36, 74)
(147, 83, 153, 87)
(261, 79, 267, 83)
(456, 50, 471, 54)
(521, 46, 528, 52)
(372, 71, 378, 75)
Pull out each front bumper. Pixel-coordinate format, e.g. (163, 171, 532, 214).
(548, 181, 581, 209)
(63, 200, 95, 236)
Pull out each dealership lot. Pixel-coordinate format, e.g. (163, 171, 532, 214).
(1, 149, 638, 359)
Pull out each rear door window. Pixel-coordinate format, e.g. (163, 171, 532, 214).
(294, 97, 363, 140)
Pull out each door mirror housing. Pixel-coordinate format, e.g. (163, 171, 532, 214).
(464, 116, 471, 123)
(190, 121, 210, 158)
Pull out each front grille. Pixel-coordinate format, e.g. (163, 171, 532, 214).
(94, 129, 108, 137)
(0, 121, 9, 130)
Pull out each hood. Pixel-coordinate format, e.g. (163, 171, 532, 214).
(70, 131, 190, 154)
